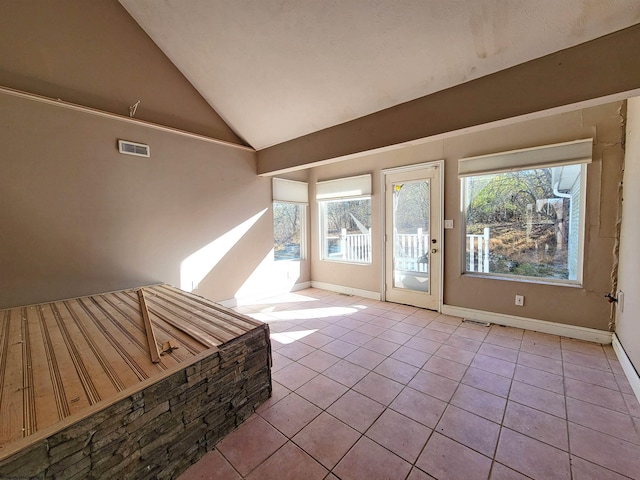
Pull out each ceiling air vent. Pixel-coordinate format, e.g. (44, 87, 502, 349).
(118, 139, 150, 157)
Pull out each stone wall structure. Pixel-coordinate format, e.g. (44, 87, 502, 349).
(0, 325, 271, 479)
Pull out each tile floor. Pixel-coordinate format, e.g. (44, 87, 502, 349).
(179, 288, 640, 480)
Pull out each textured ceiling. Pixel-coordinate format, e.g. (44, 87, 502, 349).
(119, 0, 640, 150)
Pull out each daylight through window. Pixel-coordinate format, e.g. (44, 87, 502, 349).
(320, 198, 372, 263)
(273, 202, 305, 261)
(460, 140, 591, 284)
(272, 178, 308, 261)
(317, 174, 372, 264)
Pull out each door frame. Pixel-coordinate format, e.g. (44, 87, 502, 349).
(380, 160, 445, 311)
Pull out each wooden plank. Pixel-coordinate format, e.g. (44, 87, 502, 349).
(137, 289, 161, 364)
(147, 287, 253, 342)
(0, 310, 12, 438)
(26, 306, 59, 435)
(89, 294, 167, 372)
(52, 302, 125, 403)
(145, 294, 228, 346)
(74, 298, 153, 381)
(61, 300, 126, 393)
(38, 305, 90, 417)
(65, 300, 142, 389)
(147, 306, 217, 349)
(159, 284, 263, 329)
(96, 292, 186, 368)
(21, 308, 37, 437)
(0, 308, 23, 445)
(112, 292, 201, 358)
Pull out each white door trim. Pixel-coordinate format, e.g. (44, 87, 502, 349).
(381, 160, 445, 311)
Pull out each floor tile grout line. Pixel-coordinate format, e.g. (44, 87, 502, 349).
(224, 291, 640, 479)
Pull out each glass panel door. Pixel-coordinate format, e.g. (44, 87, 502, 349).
(384, 165, 440, 310)
(392, 180, 430, 293)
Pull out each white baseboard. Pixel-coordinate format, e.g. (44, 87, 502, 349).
(218, 281, 312, 308)
(310, 281, 381, 300)
(612, 334, 640, 402)
(441, 304, 613, 345)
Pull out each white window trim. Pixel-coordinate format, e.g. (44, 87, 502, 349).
(318, 196, 372, 265)
(459, 140, 592, 286)
(316, 174, 373, 264)
(272, 178, 309, 262)
(273, 201, 307, 261)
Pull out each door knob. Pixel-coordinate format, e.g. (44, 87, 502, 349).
(431, 248, 438, 253)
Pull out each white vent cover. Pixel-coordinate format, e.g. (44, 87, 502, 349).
(118, 139, 150, 157)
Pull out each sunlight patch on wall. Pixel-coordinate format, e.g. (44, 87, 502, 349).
(180, 209, 267, 291)
(234, 250, 301, 303)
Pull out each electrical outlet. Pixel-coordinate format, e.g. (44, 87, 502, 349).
(515, 295, 524, 306)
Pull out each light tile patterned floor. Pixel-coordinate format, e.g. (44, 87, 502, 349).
(179, 288, 640, 480)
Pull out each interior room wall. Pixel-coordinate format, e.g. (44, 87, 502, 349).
(309, 101, 624, 331)
(0, 0, 243, 144)
(0, 92, 287, 309)
(0, 0, 313, 308)
(616, 96, 640, 371)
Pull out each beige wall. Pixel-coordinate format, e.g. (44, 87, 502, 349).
(0, 92, 311, 309)
(617, 96, 640, 370)
(0, 0, 315, 309)
(0, 0, 243, 145)
(310, 102, 624, 330)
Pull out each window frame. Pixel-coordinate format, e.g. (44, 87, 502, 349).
(316, 174, 373, 265)
(319, 195, 372, 264)
(273, 201, 307, 262)
(459, 140, 591, 286)
(272, 178, 309, 262)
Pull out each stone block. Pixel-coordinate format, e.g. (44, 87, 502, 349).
(0, 441, 48, 477)
(126, 400, 170, 433)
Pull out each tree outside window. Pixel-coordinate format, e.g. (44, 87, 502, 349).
(273, 202, 305, 261)
(464, 164, 584, 282)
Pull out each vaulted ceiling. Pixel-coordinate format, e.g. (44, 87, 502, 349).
(119, 0, 640, 150)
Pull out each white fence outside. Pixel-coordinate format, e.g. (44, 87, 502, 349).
(395, 228, 429, 273)
(330, 227, 491, 273)
(467, 227, 490, 273)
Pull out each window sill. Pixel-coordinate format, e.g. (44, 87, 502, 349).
(462, 272, 583, 288)
(320, 259, 372, 266)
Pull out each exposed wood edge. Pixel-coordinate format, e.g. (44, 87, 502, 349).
(137, 288, 161, 364)
(441, 305, 613, 345)
(612, 334, 640, 403)
(0, 85, 255, 153)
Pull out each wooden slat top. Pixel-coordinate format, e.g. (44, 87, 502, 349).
(0, 284, 264, 456)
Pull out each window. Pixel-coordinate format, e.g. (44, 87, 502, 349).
(273, 202, 305, 260)
(459, 140, 591, 283)
(272, 178, 308, 261)
(317, 174, 372, 264)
